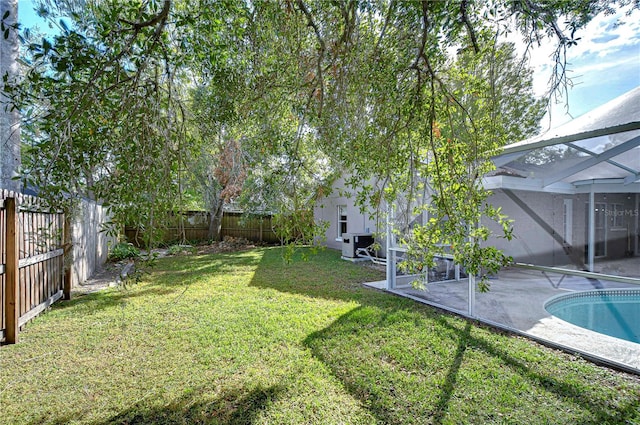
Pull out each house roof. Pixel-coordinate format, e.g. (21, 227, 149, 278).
(501, 86, 640, 154)
(490, 86, 640, 192)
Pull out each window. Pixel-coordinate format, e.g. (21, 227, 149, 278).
(595, 203, 606, 230)
(610, 203, 624, 228)
(594, 202, 607, 257)
(337, 205, 347, 239)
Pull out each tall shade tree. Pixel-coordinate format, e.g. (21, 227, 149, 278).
(0, 0, 20, 191)
(281, 1, 574, 287)
(14, 0, 187, 246)
(9, 0, 638, 268)
(181, 1, 252, 241)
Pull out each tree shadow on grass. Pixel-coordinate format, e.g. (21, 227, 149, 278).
(90, 383, 285, 425)
(51, 286, 186, 320)
(435, 317, 640, 424)
(54, 250, 265, 314)
(302, 305, 475, 424)
(248, 247, 388, 305)
(431, 321, 472, 424)
(299, 292, 640, 424)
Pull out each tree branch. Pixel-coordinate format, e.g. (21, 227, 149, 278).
(375, 0, 396, 53)
(459, 0, 479, 53)
(296, 0, 325, 117)
(120, 0, 171, 32)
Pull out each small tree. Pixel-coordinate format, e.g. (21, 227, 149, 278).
(188, 136, 246, 241)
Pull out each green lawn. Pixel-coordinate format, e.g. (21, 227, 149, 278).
(1, 247, 639, 424)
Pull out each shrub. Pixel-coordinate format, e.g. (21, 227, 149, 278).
(108, 242, 140, 262)
(167, 244, 196, 256)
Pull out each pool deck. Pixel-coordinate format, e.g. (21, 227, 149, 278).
(364, 267, 640, 373)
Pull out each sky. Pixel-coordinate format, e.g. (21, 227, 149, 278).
(16, 0, 640, 130)
(526, 6, 640, 128)
(18, 0, 67, 35)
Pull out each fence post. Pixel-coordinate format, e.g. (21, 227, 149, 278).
(5, 197, 19, 344)
(63, 214, 72, 300)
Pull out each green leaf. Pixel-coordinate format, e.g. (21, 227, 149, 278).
(42, 38, 51, 54)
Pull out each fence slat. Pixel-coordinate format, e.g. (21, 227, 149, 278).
(20, 265, 26, 318)
(1, 207, 4, 336)
(63, 215, 71, 300)
(18, 290, 63, 327)
(30, 214, 36, 308)
(5, 197, 19, 343)
(18, 249, 64, 269)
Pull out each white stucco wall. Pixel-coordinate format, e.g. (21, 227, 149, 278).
(485, 190, 639, 267)
(314, 176, 385, 254)
(485, 190, 572, 266)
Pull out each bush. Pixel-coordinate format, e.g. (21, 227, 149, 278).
(108, 242, 140, 262)
(167, 244, 196, 256)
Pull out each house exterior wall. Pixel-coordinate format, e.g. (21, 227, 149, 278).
(487, 190, 639, 267)
(315, 177, 639, 268)
(314, 176, 384, 254)
(485, 190, 571, 266)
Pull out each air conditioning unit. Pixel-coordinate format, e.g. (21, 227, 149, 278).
(341, 233, 374, 258)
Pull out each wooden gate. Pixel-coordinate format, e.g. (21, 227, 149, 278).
(0, 190, 68, 344)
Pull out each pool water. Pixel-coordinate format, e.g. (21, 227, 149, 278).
(545, 289, 640, 344)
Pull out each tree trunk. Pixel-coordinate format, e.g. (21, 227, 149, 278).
(208, 199, 224, 241)
(0, 0, 21, 192)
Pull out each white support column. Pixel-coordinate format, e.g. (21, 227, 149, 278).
(386, 204, 395, 290)
(468, 221, 477, 317)
(588, 187, 595, 272)
(635, 193, 639, 257)
(468, 273, 476, 317)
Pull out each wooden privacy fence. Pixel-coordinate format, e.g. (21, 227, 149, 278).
(1, 190, 69, 344)
(125, 211, 279, 245)
(221, 212, 278, 243)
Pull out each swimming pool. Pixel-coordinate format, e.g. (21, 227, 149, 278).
(545, 289, 640, 344)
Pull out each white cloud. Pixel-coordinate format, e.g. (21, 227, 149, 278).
(574, 10, 640, 58)
(516, 6, 640, 127)
(582, 58, 636, 77)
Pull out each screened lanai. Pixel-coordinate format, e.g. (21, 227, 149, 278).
(373, 87, 640, 372)
(487, 86, 640, 279)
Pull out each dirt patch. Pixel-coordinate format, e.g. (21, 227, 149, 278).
(72, 261, 130, 295)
